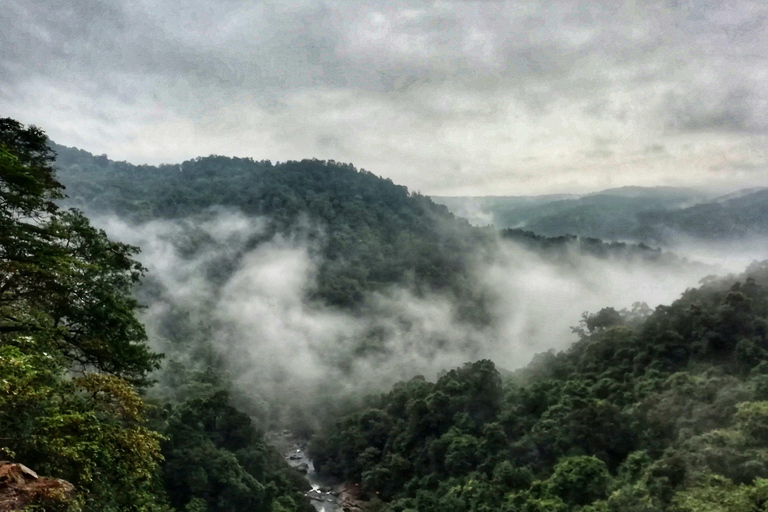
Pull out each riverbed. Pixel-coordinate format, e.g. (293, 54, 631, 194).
(282, 439, 345, 512)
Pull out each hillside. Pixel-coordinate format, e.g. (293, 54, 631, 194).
(434, 187, 706, 238)
(432, 195, 578, 227)
(435, 187, 768, 244)
(637, 189, 768, 243)
(510, 194, 692, 241)
(6, 118, 762, 512)
(47, 142, 715, 424)
(51, 143, 488, 308)
(2, 119, 315, 512)
(51, 144, 703, 334)
(310, 261, 768, 512)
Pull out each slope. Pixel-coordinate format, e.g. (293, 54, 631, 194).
(434, 187, 707, 239)
(637, 189, 768, 243)
(436, 186, 768, 245)
(51, 143, 488, 308)
(310, 260, 768, 512)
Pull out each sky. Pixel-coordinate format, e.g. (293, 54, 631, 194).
(2, 0, 768, 195)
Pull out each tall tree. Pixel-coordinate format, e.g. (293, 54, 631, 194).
(0, 118, 168, 511)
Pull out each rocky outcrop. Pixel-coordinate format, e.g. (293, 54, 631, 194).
(0, 462, 75, 511)
(336, 483, 368, 512)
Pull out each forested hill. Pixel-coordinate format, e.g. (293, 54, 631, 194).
(436, 187, 768, 244)
(52, 143, 456, 224)
(434, 188, 706, 239)
(50, 143, 488, 307)
(636, 189, 768, 242)
(310, 261, 768, 512)
(50, 143, 706, 314)
(2, 119, 316, 511)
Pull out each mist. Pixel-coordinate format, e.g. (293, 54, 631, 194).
(666, 236, 768, 275)
(93, 209, 732, 418)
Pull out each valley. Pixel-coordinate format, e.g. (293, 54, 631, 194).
(2, 120, 768, 512)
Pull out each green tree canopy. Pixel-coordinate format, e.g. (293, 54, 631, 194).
(0, 118, 167, 510)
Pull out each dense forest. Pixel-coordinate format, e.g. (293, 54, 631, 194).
(500, 229, 670, 262)
(51, 143, 697, 323)
(0, 119, 314, 511)
(50, 143, 701, 380)
(311, 262, 768, 512)
(4, 118, 768, 512)
(51, 143, 488, 310)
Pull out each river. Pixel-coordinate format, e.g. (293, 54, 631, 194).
(282, 439, 345, 512)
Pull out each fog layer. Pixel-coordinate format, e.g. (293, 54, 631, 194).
(96, 210, 723, 409)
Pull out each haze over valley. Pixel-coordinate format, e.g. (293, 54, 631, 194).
(51, 145, 732, 400)
(3, 1, 768, 511)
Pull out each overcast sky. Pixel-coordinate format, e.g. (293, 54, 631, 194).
(2, 0, 767, 195)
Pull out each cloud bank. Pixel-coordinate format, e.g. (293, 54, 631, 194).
(93, 210, 723, 418)
(4, 0, 768, 195)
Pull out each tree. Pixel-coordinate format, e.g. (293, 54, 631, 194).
(162, 387, 313, 512)
(1, 118, 160, 383)
(0, 118, 168, 510)
(547, 456, 612, 507)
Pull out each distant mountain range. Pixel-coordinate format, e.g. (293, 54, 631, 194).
(50, 142, 716, 310)
(434, 186, 768, 244)
(54, 138, 767, 249)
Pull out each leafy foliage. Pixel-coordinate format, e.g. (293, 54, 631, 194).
(16, 122, 768, 512)
(1, 119, 312, 511)
(311, 262, 768, 512)
(1, 118, 168, 510)
(52, 143, 486, 308)
(155, 365, 314, 512)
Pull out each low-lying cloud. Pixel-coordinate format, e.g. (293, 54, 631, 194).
(95, 210, 733, 420)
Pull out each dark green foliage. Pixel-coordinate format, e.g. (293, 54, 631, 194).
(1, 118, 169, 510)
(1, 119, 312, 512)
(501, 229, 660, 258)
(2, 124, 161, 385)
(159, 375, 313, 512)
(22, 125, 768, 512)
(499, 229, 699, 276)
(52, 144, 486, 308)
(311, 262, 768, 511)
(547, 456, 611, 506)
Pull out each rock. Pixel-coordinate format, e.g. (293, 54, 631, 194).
(0, 464, 37, 485)
(0, 462, 75, 511)
(336, 483, 367, 511)
(295, 463, 309, 474)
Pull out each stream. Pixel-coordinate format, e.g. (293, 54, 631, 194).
(282, 437, 348, 512)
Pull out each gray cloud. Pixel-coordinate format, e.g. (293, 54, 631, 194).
(92, 209, 723, 414)
(3, 0, 768, 194)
